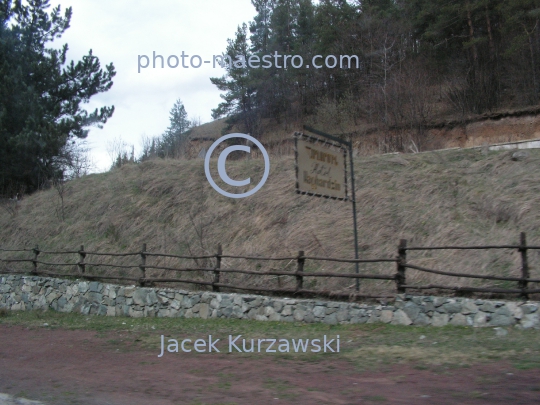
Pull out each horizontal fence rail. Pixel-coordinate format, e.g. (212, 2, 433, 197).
(0, 232, 539, 301)
(398, 232, 539, 300)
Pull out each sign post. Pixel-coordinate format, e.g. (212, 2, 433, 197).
(294, 126, 360, 291)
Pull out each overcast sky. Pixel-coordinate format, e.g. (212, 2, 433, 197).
(50, 0, 256, 172)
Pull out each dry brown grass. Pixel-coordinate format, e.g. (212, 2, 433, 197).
(1, 147, 539, 298)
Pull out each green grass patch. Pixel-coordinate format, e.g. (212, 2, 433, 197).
(1, 309, 540, 371)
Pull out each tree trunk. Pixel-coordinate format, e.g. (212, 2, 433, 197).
(466, 1, 478, 65)
(485, 4, 495, 60)
(528, 33, 538, 101)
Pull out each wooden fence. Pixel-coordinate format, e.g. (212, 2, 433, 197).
(1, 232, 539, 301)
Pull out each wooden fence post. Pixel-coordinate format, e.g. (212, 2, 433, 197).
(139, 243, 147, 287)
(296, 250, 305, 293)
(213, 244, 222, 292)
(396, 239, 407, 294)
(77, 245, 86, 275)
(519, 232, 529, 300)
(32, 245, 39, 275)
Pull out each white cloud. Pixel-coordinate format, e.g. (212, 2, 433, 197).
(49, 0, 256, 171)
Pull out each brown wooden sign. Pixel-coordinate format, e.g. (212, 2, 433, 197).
(295, 133, 348, 200)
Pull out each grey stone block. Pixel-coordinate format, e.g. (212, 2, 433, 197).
(247, 308, 258, 320)
(220, 297, 232, 309)
(264, 306, 275, 317)
(473, 311, 488, 327)
(46, 292, 59, 303)
(272, 301, 284, 312)
(304, 312, 315, 323)
(174, 292, 186, 301)
(413, 313, 430, 326)
(129, 307, 144, 318)
(323, 313, 338, 325)
(461, 301, 478, 315)
(248, 297, 262, 307)
(147, 290, 158, 305)
(269, 312, 281, 322)
(123, 287, 135, 298)
(157, 309, 170, 317)
(281, 305, 293, 316)
(199, 303, 209, 319)
(412, 296, 423, 305)
(489, 315, 514, 327)
(521, 304, 538, 314)
(336, 310, 350, 322)
(97, 304, 108, 316)
(442, 302, 462, 314)
(402, 302, 420, 320)
(210, 297, 221, 309)
(293, 308, 306, 321)
(89, 303, 99, 315)
(489, 307, 515, 326)
(349, 309, 362, 317)
(367, 313, 380, 324)
(233, 295, 243, 306)
(433, 297, 447, 307)
(520, 313, 539, 329)
(325, 307, 338, 315)
(313, 306, 326, 318)
(494, 306, 511, 317)
(88, 282, 102, 293)
(391, 310, 412, 325)
(393, 300, 404, 309)
(87, 292, 103, 304)
(505, 302, 522, 320)
(479, 302, 496, 313)
(432, 312, 449, 327)
(201, 292, 212, 303)
(131, 289, 147, 306)
(449, 313, 467, 326)
(221, 306, 233, 317)
(182, 296, 194, 309)
(57, 296, 67, 310)
(380, 310, 393, 323)
(350, 316, 368, 324)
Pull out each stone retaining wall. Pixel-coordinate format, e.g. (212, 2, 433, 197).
(1, 274, 539, 329)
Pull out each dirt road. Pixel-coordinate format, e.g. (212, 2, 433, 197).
(1, 325, 539, 405)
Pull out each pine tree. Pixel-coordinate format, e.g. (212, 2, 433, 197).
(210, 23, 258, 134)
(160, 99, 191, 158)
(0, 0, 115, 196)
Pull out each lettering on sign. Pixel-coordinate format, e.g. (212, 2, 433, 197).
(295, 135, 347, 200)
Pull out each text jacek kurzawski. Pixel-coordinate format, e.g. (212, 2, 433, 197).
(158, 335, 340, 357)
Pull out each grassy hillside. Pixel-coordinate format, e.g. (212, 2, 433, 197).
(1, 148, 539, 297)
